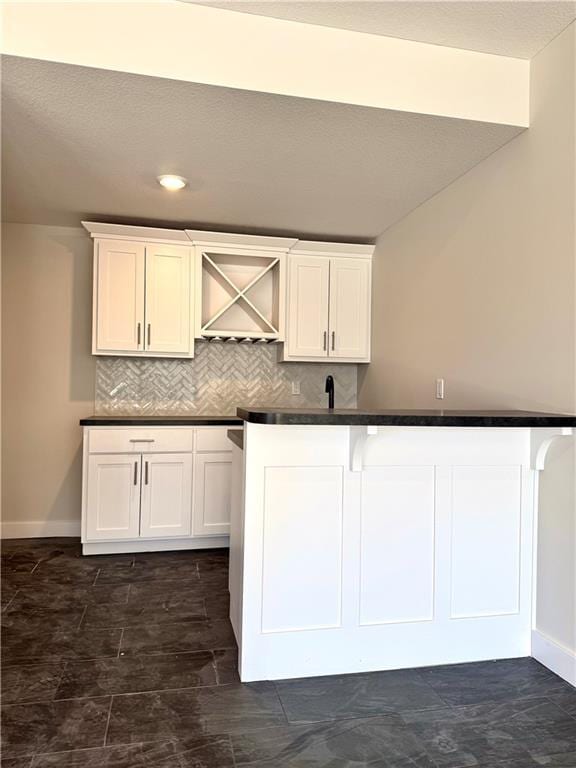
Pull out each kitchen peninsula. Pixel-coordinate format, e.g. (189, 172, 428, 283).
(229, 408, 576, 682)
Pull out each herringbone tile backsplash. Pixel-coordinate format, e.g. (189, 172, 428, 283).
(95, 343, 357, 415)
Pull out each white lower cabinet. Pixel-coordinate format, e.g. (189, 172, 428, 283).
(193, 452, 233, 536)
(82, 426, 235, 553)
(86, 454, 141, 541)
(140, 453, 193, 539)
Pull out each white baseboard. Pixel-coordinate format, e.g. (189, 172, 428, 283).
(82, 536, 229, 555)
(532, 629, 576, 687)
(1, 520, 81, 539)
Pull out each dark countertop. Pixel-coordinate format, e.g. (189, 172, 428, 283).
(227, 429, 244, 450)
(80, 415, 243, 426)
(237, 408, 576, 428)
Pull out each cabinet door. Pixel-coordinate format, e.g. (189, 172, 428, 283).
(86, 454, 141, 541)
(145, 245, 192, 355)
(95, 240, 145, 352)
(193, 452, 232, 536)
(328, 257, 371, 360)
(286, 256, 330, 358)
(140, 453, 193, 538)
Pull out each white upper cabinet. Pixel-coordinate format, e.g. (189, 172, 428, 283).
(84, 223, 373, 362)
(95, 240, 145, 353)
(280, 244, 373, 363)
(87, 224, 194, 358)
(145, 244, 191, 355)
(329, 257, 371, 360)
(286, 256, 330, 358)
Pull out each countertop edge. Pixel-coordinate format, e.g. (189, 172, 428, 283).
(80, 416, 243, 426)
(236, 409, 576, 428)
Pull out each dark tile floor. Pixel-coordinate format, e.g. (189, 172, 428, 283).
(2, 538, 576, 767)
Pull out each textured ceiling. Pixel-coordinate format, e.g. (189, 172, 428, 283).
(2, 56, 522, 239)
(195, 1, 576, 59)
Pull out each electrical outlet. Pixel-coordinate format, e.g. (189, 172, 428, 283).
(291, 380, 301, 396)
(436, 378, 445, 400)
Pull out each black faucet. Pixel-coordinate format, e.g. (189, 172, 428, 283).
(325, 375, 335, 410)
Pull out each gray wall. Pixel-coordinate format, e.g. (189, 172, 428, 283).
(2, 224, 95, 530)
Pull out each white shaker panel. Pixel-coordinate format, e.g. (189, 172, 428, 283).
(286, 256, 330, 358)
(360, 467, 435, 625)
(95, 240, 145, 353)
(450, 466, 521, 618)
(261, 466, 343, 633)
(86, 455, 141, 541)
(140, 453, 193, 538)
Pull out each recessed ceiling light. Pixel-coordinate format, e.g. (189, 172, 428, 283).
(157, 174, 187, 191)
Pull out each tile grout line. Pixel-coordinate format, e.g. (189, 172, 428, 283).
(544, 694, 576, 723)
(25, 740, 169, 763)
(229, 731, 239, 768)
(3, 651, 129, 668)
(412, 669, 459, 711)
(2, 588, 19, 613)
(272, 680, 291, 727)
(117, 627, 125, 658)
(52, 678, 239, 704)
(51, 660, 69, 703)
(4, 644, 237, 669)
(76, 604, 88, 630)
(102, 695, 114, 747)
(1, 692, 115, 709)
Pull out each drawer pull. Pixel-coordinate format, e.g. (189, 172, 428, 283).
(133, 461, 138, 485)
(144, 461, 149, 485)
(137, 322, 141, 346)
(323, 331, 327, 351)
(147, 324, 151, 346)
(129, 438, 155, 443)
(331, 331, 335, 351)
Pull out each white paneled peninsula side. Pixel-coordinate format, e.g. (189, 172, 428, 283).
(228, 408, 575, 682)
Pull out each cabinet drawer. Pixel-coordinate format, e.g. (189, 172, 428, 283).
(195, 427, 236, 453)
(88, 428, 194, 454)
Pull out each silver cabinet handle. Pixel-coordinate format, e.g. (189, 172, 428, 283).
(331, 331, 335, 351)
(144, 461, 149, 485)
(323, 331, 327, 351)
(133, 461, 138, 486)
(147, 324, 151, 346)
(129, 438, 155, 443)
(137, 323, 141, 346)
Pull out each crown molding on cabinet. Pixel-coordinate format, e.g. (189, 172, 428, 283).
(292, 241, 374, 258)
(82, 221, 190, 245)
(82, 222, 374, 258)
(185, 229, 297, 253)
